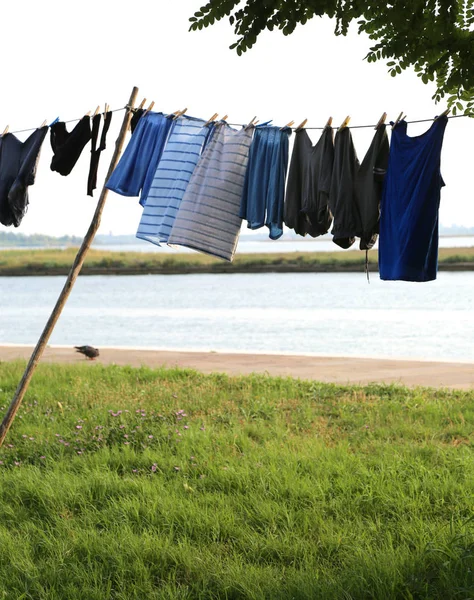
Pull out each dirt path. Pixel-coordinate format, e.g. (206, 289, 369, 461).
(1, 345, 473, 390)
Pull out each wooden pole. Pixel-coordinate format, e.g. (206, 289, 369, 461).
(0, 86, 139, 448)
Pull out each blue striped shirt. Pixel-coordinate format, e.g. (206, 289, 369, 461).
(136, 117, 210, 246)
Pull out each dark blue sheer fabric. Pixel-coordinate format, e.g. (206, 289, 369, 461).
(106, 112, 172, 206)
(239, 126, 291, 240)
(379, 116, 448, 282)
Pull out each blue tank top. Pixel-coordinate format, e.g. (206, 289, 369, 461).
(379, 116, 448, 282)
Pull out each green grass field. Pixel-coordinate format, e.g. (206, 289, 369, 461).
(0, 362, 473, 599)
(2, 246, 474, 275)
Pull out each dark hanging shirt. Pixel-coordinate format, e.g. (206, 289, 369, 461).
(284, 126, 334, 237)
(87, 111, 112, 196)
(354, 124, 390, 250)
(379, 117, 448, 282)
(328, 127, 361, 249)
(50, 116, 92, 176)
(0, 127, 48, 227)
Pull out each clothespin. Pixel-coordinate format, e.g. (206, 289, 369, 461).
(40, 120, 47, 127)
(375, 112, 387, 129)
(392, 112, 405, 129)
(435, 108, 450, 120)
(204, 112, 219, 126)
(1, 125, 9, 135)
(338, 116, 351, 131)
(280, 120, 294, 131)
(147, 101, 155, 112)
(245, 116, 257, 130)
(221, 115, 228, 122)
(138, 98, 147, 110)
(325, 117, 333, 128)
(104, 103, 110, 114)
(92, 106, 100, 117)
(295, 118, 308, 131)
(85, 111, 91, 117)
(49, 117, 59, 127)
(173, 108, 187, 120)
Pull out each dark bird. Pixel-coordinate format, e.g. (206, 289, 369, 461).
(74, 345, 100, 360)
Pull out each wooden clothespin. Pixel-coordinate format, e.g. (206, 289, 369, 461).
(280, 120, 294, 131)
(325, 117, 333, 128)
(221, 115, 228, 122)
(338, 116, 351, 131)
(435, 108, 450, 120)
(392, 112, 405, 129)
(92, 106, 100, 117)
(295, 118, 308, 131)
(85, 111, 91, 117)
(104, 103, 110, 114)
(40, 120, 47, 127)
(138, 98, 147, 110)
(375, 112, 387, 129)
(245, 116, 258, 130)
(173, 108, 187, 120)
(204, 112, 218, 126)
(147, 101, 155, 112)
(2, 125, 9, 135)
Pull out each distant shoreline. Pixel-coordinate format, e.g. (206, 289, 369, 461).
(1, 247, 474, 276)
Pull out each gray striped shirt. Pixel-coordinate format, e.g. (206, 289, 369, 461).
(168, 123, 253, 261)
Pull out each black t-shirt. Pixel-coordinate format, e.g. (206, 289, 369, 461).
(284, 126, 334, 237)
(355, 124, 389, 250)
(328, 127, 361, 249)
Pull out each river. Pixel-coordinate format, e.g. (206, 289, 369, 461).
(1, 272, 473, 363)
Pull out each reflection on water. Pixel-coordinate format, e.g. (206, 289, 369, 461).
(1, 272, 473, 362)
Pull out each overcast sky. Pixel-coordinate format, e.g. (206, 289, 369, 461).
(3, 1, 473, 236)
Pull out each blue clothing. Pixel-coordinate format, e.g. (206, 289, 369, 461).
(106, 112, 172, 206)
(136, 116, 211, 246)
(379, 117, 448, 282)
(239, 126, 291, 240)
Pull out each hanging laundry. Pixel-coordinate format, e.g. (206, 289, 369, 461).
(50, 116, 92, 176)
(379, 116, 448, 282)
(354, 124, 389, 250)
(136, 116, 212, 246)
(284, 126, 334, 237)
(106, 112, 172, 206)
(168, 122, 253, 261)
(0, 126, 48, 227)
(130, 108, 145, 133)
(87, 111, 112, 197)
(239, 125, 291, 240)
(328, 127, 361, 249)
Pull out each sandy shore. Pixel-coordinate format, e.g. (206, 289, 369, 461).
(1, 345, 473, 389)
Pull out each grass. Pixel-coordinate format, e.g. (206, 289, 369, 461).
(0, 361, 473, 599)
(2, 246, 474, 275)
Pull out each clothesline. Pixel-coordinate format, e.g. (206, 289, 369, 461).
(5, 106, 473, 136)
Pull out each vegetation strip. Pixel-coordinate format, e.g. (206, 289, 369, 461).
(0, 362, 472, 599)
(2, 247, 474, 275)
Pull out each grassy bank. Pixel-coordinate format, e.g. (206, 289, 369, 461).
(2, 246, 474, 275)
(0, 362, 473, 599)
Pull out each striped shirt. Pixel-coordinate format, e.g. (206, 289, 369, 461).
(168, 123, 253, 261)
(136, 116, 210, 246)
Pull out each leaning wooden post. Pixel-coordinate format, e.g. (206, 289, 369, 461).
(0, 86, 139, 448)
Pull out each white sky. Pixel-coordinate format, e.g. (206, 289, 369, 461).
(3, 1, 473, 236)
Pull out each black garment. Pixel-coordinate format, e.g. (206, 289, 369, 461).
(130, 108, 145, 133)
(328, 127, 361, 249)
(355, 124, 389, 250)
(0, 127, 48, 227)
(50, 116, 92, 176)
(284, 126, 334, 237)
(87, 111, 112, 196)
